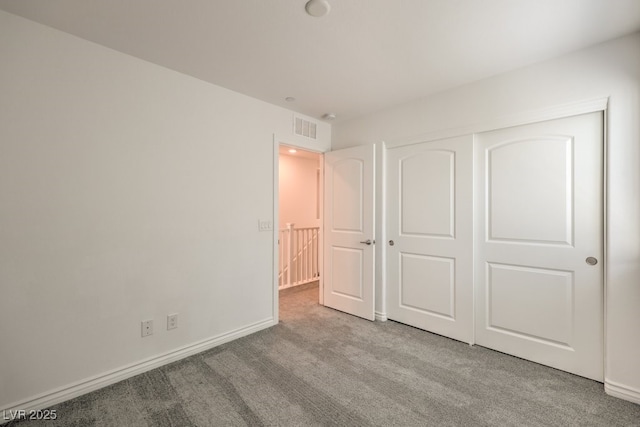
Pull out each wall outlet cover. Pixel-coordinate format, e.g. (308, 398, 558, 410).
(141, 320, 153, 337)
(167, 314, 178, 330)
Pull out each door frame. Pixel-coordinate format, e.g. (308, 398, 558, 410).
(272, 136, 326, 324)
(380, 97, 608, 358)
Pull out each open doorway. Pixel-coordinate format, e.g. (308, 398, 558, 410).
(273, 142, 375, 322)
(277, 144, 323, 306)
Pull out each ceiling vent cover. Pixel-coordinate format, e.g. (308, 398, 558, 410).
(294, 116, 317, 140)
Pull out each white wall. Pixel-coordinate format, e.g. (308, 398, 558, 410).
(0, 10, 330, 412)
(333, 32, 640, 403)
(278, 153, 320, 230)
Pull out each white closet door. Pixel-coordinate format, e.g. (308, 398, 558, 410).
(475, 112, 604, 381)
(386, 135, 473, 343)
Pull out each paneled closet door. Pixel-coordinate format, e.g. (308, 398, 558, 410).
(475, 112, 604, 381)
(386, 135, 473, 343)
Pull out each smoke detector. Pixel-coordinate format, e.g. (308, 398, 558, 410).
(305, 0, 331, 18)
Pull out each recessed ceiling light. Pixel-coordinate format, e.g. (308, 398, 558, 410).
(305, 0, 331, 18)
(322, 113, 336, 120)
(285, 96, 296, 102)
(288, 149, 297, 154)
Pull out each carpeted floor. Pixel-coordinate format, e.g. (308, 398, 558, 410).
(8, 282, 640, 426)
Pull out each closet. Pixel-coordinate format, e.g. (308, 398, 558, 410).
(385, 112, 604, 381)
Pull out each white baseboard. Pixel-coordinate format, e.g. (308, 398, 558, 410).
(1, 318, 275, 423)
(375, 311, 388, 322)
(605, 379, 640, 405)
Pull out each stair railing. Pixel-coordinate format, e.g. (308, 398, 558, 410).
(278, 223, 320, 289)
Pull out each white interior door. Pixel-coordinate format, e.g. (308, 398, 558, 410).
(323, 145, 375, 320)
(386, 135, 473, 342)
(475, 112, 604, 381)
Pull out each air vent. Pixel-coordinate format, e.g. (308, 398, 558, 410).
(294, 116, 317, 140)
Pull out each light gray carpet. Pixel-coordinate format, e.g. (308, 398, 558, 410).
(8, 282, 640, 426)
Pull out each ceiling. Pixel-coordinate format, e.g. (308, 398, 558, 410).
(1, 0, 639, 123)
(279, 145, 321, 161)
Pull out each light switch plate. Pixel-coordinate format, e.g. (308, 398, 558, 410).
(258, 220, 273, 231)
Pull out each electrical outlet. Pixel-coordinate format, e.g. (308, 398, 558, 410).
(258, 220, 273, 232)
(141, 320, 153, 337)
(167, 314, 178, 330)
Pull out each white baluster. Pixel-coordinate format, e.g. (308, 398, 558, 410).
(286, 223, 294, 287)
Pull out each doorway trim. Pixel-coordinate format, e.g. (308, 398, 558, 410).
(272, 135, 326, 324)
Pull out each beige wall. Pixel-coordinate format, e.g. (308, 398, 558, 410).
(0, 10, 329, 411)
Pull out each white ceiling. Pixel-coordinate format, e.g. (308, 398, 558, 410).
(1, 0, 639, 123)
(279, 144, 321, 161)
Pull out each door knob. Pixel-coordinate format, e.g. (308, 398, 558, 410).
(388, 240, 395, 246)
(360, 239, 373, 245)
(586, 257, 598, 265)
